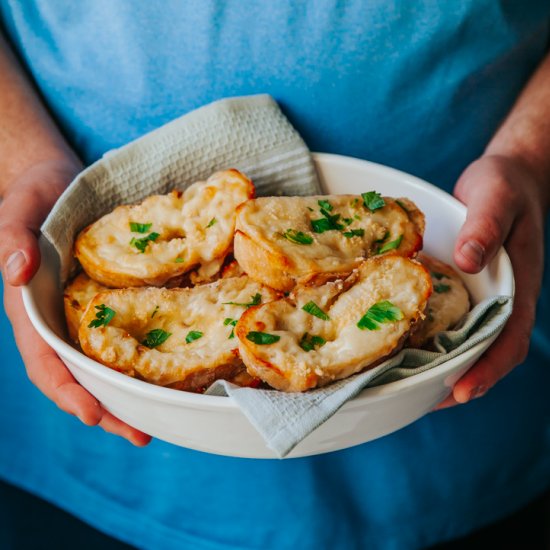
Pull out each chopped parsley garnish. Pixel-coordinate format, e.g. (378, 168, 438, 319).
(223, 293, 262, 308)
(342, 217, 353, 226)
(246, 331, 280, 345)
(88, 304, 116, 328)
(362, 191, 385, 211)
(343, 228, 365, 238)
(130, 231, 160, 253)
(299, 332, 326, 352)
(174, 257, 185, 263)
(311, 213, 344, 233)
(185, 330, 203, 343)
(376, 234, 403, 254)
(357, 300, 404, 331)
(224, 317, 238, 339)
(307, 206, 314, 212)
(354, 214, 362, 221)
(431, 271, 447, 280)
(302, 301, 330, 321)
(151, 305, 159, 318)
(395, 200, 409, 213)
(206, 218, 217, 228)
(129, 222, 152, 233)
(351, 198, 360, 208)
(318, 199, 333, 211)
(142, 328, 171, 348)
(374, 230, 390, 244)
(283, 229, 313, 245)
(434, 283, 451, 293)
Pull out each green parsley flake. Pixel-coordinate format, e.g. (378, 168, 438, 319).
(185, 330, 203, 343)
(151, 305, 159, 318)
(354, 214, 362, 221)
(311, 213, 344, 233)
(174, 257, 185, 263)
(224, 318, 238, 339)
(351, 198, 360, 208)
(317, 199, 333, 212)
(299, 332, 326, 352)
(129, 222, 152, 233)
(246, 331, 280, 345)
(302, 301, 330, 320)
(88, 304, 116, 328)
(376, 234, 403, 254)
(431, 271, 447, 280)
(223, 293, 262, 308)
(130, 231, 160, 253)
(283, 229, 313, 245)
(362, 191, 385, 211)
(357, 300, 404, 331)
(434, 283, 451, 293)
(374, 230, 390, 244)
(142, 328, 171, 348)
(343, 228, 365, 238)
(206, 218, 217, 228)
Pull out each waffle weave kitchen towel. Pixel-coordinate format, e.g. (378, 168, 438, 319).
(42, 94, 321, 280)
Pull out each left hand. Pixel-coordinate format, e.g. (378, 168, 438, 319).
(436, 153, 546, 408)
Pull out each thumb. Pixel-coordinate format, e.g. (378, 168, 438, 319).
(0, 219, 41, 286)
(453, 160, 517, 274)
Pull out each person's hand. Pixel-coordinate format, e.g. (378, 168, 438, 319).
(436, 154, 546, 409)
(1, 161, 151, 445)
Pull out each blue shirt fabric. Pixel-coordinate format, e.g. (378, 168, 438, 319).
(1, 2, 550, 549)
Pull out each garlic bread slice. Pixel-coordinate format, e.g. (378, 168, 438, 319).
(407, 253, 470, 349)
(234, 193, 424, 291)
(236, 255, 432, 392)
(75, 169, 254, 288)
(78, 276, 279, 392)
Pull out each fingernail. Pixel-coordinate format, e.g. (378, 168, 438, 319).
(469, 385, 487, 400)
(5, 251, 26, 282)
(460, 241, 484, 268)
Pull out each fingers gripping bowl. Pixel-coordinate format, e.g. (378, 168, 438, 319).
(22, 154, 514, 458)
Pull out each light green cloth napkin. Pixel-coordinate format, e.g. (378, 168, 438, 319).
(41, 94, 321, 281)
(207, 296, 512, 457)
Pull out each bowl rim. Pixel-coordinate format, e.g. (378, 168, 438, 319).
(21, 152, 515, 411)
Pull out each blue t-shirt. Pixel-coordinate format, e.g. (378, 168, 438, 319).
(1, 2, 550, 548)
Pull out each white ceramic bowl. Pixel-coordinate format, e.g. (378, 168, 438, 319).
(22, 153, 514, 459)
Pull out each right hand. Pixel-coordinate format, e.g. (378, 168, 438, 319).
(0, 160, 151, 446)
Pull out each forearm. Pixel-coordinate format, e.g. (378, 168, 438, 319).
(485, 50, 550, 212)
(0, 31, 81, 199)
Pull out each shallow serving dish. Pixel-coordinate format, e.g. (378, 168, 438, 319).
(22, 153, 514, 459)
